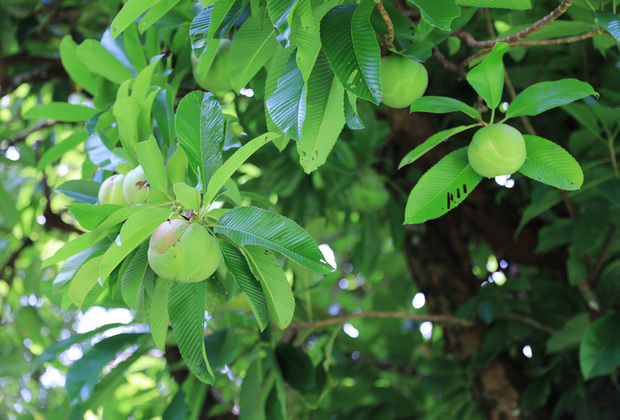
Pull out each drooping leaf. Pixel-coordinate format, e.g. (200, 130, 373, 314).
(229, 15, 280, 92)
(466, 42, 510, 110)
(76, 39, 134, 85)
(243, 246, 295, 329)
(580, 313, 620, 380)
(320, 0, 382, 103)
(140, 0, 182, 34)
(66, 204, 124, 231)
(268, 0, 298, 48)
(59, 35, 100, 95)
(409, 0, 461, 31)
(456, 0, 531, 9)
(297, 50, 346, 173)
(55, 180, 101, 204)
(121, 242, 149, 310)
(399, 125, 478, 169)
(175, 91, 225, 191)
(518, 135, 584, 190)
(215, 206, 333, 273)
(239, 357, 267, 420)
(150, 278, 173, 352)
(67, 255, 104, 307)
(219, 240, 270, 331)
(505, 79, 598, 119)
(404, 148, 483, 224)
(266, 54, 305, 141)
(597, 12, 620, 42)
(410, 96, 481, 121)
(169, 282, 215, 384)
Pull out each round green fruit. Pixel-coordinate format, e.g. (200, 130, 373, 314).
(381, 55, 428, 109)
(191, 39, 232, 93)
(98, 174, 128, 206)
(467, 124, 526, 178)
(123, 165, 167, 205)
(349, 172, 390, 212)
(147, 219, 221, 283)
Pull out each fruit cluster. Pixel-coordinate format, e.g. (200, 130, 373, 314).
(98, 165, 166, 206)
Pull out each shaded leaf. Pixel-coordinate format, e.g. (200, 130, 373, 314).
(466, 42, 509, 109)
(580, 313, 620, 380)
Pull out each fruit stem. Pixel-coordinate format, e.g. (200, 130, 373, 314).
(375, 0, 394, 47)
(607, 132, 619, 178)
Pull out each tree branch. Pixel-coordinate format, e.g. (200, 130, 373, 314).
(433, 47, 467, 78)
(375, 0, 395, 47)
(497, 311, 556, 334)
(288, 311, 475, 330)
(588, 226, 617, 288)
(453, 0, 575, 49)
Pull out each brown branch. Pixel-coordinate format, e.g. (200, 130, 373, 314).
(1, 121, 59, 152)
(504, 71, 536, 135)
(588, 226, 617, 288)
(453, 0, 575, 49)
(1, 237, 34, 285)
(288, 311, 475, 330)
(433, 47, 467, 78)
(375, 0, 395, 47)
(497, 311, 556, 334)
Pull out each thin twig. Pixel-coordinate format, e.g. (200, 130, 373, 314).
(288, 311, 475, 330)
(453, 0, 575, 49)
(433, 47, 467, 78)
(375, 0, 394, 47)
(497, 311, 556, 334)
(589, 226, 618, 288)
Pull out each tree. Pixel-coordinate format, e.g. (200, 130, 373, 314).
(1, 0, 620, 418)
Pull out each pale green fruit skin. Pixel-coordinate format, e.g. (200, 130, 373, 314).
(98, 174, 128, 206)
(191, 39, 232, 93)
(381, 56, 428, 109)
(148, 219, 222, 283)
(123, 165, 168, 205)
(467, 124, 527, 178)
(349, 172, 390, 212)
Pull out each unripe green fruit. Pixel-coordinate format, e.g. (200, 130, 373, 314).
(148, 219, 221, 283)
(123, 165, 167, 205)
(467, 124, 527, 178)
(349, 172, 390, 212)
(381, 55, 428, 109)
(98, 174, 128, 206)
(191, 39, 232, 93)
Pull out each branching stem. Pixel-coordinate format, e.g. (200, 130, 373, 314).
(375, 0, 394, 47)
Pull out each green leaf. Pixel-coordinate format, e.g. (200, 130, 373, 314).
(456, 0, 531, 9)
(268, 0, 298, 48)
(166, 146, 188, 185)
(110, 0, 159, 38)
(229, 16, 280, 92)
(215, 206, 333, 273)
(399, 125, 478, 169)
(99, 207, 171, 282)
(266, 54, 305, 141)
(76, 40, 134, 85)
(547, 313, 590, 353)
(121, 242, 149, 310)
(466, 42, 509, 110)
(136, 135, 169, 194)
(410, 96, 481, 121)
(113, 95, 140, 164)
(505, 79, 598, 119)
(409, 0, 461, 31)
(344, 91, 364, 130)
(55, 179, 100, 204)
(140, 0, 181, 34)
(203, 133, 277, 205)
(239, 357, 267, 420)
(169, 282, 215, 384)
(596, 12, 620, 41)
(66, 204, 123, 231)
(67, 255, 103, 308)
(404, 148, 483, 224)
(580, 313, 620, 380)
(275, 343, 315, 391)
(0, 181, 19, 228)
(243, 246, 295, 329)
(23, 103, 97, 122)
(59, 36, 100, 95)
(150, 278, 173, 352)
(203, 328, 241, 371)
(220, 240, 270, 331)
(89, 203, 163, 243)
(518, 135, 584, 190)
(175, 91, 224, 191)
(42, 232, 98, 268)
(320, 0, 382, 104)
(38, 131, 88, 171)
(65, 333, 146, 403)
(297, 50, 346, 173)
(173, 182, 201, 211)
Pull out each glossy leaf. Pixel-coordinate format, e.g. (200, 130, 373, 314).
(410, 96, 481, 121)
(23, 103, 97, 122)
(268, 0, 297, 48)
(66, 204, 124, 231)
(220, 240, 270, 331)
(320, 1, 382, 104)
(266, 54, 305, 141)
(409, 0, 461, 31)
(140, 0, 181, 34)
(110, 0, 158, 38)
(456, 0, 531, 8)
(120, 242, 149, 310)
(169, 282, 215, 384)
(173, 182, 201, 210)
(597, 12, 620, 41)
(76, 40, 133, 85)
(505, 79, 598, 119)
(398, 125, 478, 169)
(243, 246, 295, 329)
(67, 255, 103, 307)
(55, 180, 100, 204)
(405, 148, 482, 224)
(150, 278, 173, 352)
(519, 135, 584, 190)
(59, 36, 100, 94)
(466, 42, 509, 110)
(136, 136, 168, 194)
(215, 206, 333, 273)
